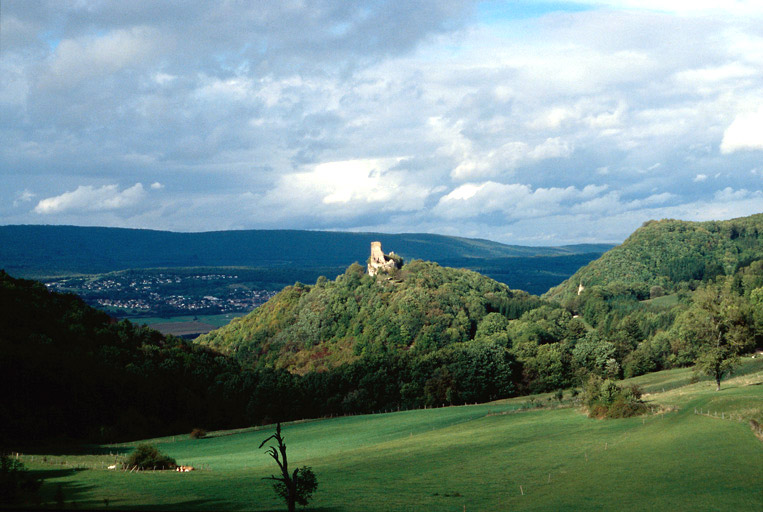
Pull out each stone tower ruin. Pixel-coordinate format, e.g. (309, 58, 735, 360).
(367, 241, 403, 276)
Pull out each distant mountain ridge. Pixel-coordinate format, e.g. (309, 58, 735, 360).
(0, 225, 614, 277)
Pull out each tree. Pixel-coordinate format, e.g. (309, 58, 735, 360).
(260, 423, 317, 512)
(695, 346, 740, 391)
(689, 283, 749, 390)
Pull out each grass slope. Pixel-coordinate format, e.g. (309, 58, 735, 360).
(20, 358, 762, 511)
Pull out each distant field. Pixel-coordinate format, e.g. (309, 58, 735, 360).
(135, 313, 247, 329)
(641, 293, 682, 308)
(148, 321, 215, 337)
(19, 358, 762, 511)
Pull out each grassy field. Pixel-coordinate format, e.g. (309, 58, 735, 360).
(19, 358, 763, 511)
(134, 313, 248, 329)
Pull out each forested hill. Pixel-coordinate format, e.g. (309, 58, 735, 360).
(0, 225, 612, 277)
(0, 270, 263, 444)
(544, 213, 763, 303)
(197, 260, 545, 374)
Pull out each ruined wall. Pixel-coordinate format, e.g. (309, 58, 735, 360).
(367, 241, 402, 276)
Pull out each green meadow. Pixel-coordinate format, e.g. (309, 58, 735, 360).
(20, 358, 763, 511)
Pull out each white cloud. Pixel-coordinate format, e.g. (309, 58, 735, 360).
(195, 76, 255, 103)
(694, 174, 708, 182)
(153, 73, 176, 85)
(720, 107, 763, 153)
(673, 62, 756, 89)
(435, 182, 528, 218)
(446, 131, 573, 181)
(713, 187, 759, 201)
(13, 189, 36, 207)
(261, 158, 430, 220)
(34, 183, 148, 214)
(528, 137, 574, 160)
(571, 190, 676, 214)
(629, 192, 676, 207)
(41, 26, 162, 89)
(451, 141, 529, 180)
(433, 182, 609, 219)
(528, 106, 580, 130)
(150, 182, 164, 190)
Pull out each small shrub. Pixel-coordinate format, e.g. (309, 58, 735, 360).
(582, 375, 647, 419)
(190, 428, 207, 439)
(605, 395, 648, 418)
(124, 444, 176, 470)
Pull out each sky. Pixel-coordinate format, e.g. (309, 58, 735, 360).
(1, 0, 762, 245)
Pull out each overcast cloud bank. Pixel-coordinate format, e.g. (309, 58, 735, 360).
(1, 1, 761, 244)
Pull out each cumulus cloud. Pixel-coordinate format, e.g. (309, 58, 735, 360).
(433, 182, 608, 220)
(34, 183, 149, 214)
(41, 26, 162, 90)
(261, 158, 431, 220)
(720, 108, 763, 153)
(713, 187, 759, 201)
(443, 129, 574, 181)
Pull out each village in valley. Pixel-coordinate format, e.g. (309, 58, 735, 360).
(44, 271, 276, 318)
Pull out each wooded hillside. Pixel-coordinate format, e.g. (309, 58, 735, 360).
(545, 214, 763, 303)
(197, 260, 544, 374)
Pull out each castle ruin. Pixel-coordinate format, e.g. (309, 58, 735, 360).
(367, 241, 403, 276)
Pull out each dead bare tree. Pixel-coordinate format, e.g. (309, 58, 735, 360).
(259, 422, 317, 511)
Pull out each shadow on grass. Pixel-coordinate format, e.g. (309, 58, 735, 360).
(29, 468, 98, 510)
(247, 508, 339, 512)
(30, 466, 89, 480)
(29, 470, 240, 512)
(111, 499, 347, 511)
(15, 443, 131, 456)
(111, 498, 237, 511)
